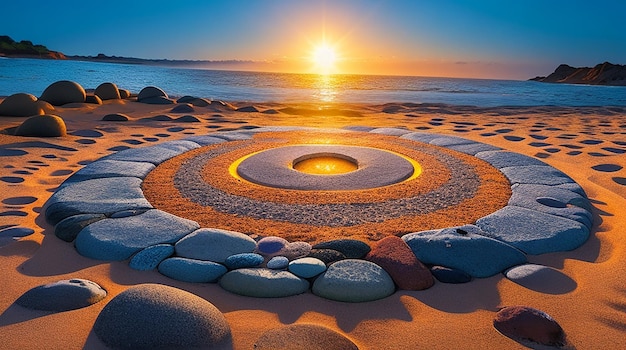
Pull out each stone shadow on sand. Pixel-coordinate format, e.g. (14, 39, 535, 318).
(15, 216, 105, 277)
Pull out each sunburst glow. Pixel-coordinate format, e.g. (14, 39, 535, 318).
(311, 43, 338, 75)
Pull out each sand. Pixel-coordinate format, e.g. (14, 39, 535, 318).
(1, 98, 625, 349)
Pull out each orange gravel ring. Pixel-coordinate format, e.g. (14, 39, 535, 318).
(142, 131, 511, 243)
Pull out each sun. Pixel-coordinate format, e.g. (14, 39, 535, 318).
(311, 43, 338, 75)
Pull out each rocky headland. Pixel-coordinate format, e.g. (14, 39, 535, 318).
(0, 36, 66, 59)
(531, 62, 626, 86)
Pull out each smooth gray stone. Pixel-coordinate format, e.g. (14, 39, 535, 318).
(556, 182, 587, 197)
(509, 184, 593, 229)
(103, 145, 182, 165)
(267, 256, 289, 269)
(400, 132, 443, 143)
(209, 131, 253, 141)
(156, 140, 201, 152)
(238, 145, 413, 191)
(54, 213, 106, 242)
(446, 142, 502, 155)
(504, 264, 577, 294)
(501, 165, 576, 186)
(182, 135, 227, 146)
(16, 279, 106, 312)
(429, 135, 477, 147)
(158, 257, 227, 283)
(369, 127, 412, 136)
(312, 259, 395, 302)
(75, 209, 199, 261)
(93, 284, 231, 349)
(61, 159, 155, 184)
(342, 125, 375, 132)
(219, 268, 310, 298)
(402, 225, 527, 278)
(475, 150, 548, 168)
(476, 206, 590, 255)
(129, 244, 175, 271)
(175, 228, 257, 263)
(45, 177, 152, 225)
(288, 257, 327, 279)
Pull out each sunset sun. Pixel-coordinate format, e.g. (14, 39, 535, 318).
(311, 43, 338, 74)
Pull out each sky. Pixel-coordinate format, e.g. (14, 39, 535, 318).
(3, 0, 626, 79)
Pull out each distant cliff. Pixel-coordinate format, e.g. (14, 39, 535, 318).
(0, 35, 66, 59)
(531, 62, 626, 86)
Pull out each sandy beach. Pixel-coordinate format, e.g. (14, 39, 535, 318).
(1, 93, 625, 349)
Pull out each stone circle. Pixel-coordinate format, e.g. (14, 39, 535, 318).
(44, 127, 593, 301)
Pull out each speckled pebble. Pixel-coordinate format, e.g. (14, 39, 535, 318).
(312, 239, 371, 259)
(16, 279, 107, 312)
(267, 256, 290, 269)
(129, 244, 175, 271)
(224, 253, 264, 269)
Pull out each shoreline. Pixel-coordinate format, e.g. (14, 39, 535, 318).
(1, 95, 625, 349)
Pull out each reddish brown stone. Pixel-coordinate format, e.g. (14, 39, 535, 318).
(493, 306, 565, 347)
(365, 236, 434, 290)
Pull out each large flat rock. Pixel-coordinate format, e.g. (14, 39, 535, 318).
(508, 184, 593, 229)
(62, 159, 155, 184)
(45, 177, 152, 225)
(402, 225, 527, 278)
(75, 209, 199, 260)
(476, 206, 590, 255)
(175, 228, 257, 263)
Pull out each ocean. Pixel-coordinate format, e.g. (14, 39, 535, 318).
(1, 58, 625, 107)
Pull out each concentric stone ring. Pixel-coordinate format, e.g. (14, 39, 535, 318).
(235, 145, 418, 190)
(43, 126, 593, 300)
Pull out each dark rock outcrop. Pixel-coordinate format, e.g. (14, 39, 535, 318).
(531, 62, 626, 86)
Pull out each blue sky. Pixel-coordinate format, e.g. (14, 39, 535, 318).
(3, 0, 625, 79)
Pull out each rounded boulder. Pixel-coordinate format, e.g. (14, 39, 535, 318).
(312, 259, 395, 302)
(0, 93, 49, 117)
(94, 82, 121, 100)
(137, 86, 167, 101)
(254, 324, 359, 350)
(93, 284, 231, 349)
(493, 306, 565, 347)
(14, 114, 66, 137)
(39, 80, 86, 106)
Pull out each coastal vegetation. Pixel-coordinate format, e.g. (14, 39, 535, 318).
(0, 35, 65, 59)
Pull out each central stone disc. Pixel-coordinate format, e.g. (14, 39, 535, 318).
(234, 145, 419, 191)
(292, 153, 358, 175)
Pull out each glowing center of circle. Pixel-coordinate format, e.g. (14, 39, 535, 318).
(293, 154, 358, 175)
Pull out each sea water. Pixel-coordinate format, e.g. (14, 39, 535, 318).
(1, 58, 625, 107)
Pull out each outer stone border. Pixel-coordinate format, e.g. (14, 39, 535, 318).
(44, 126, 593, 301)
(237, 145, 415, 190)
